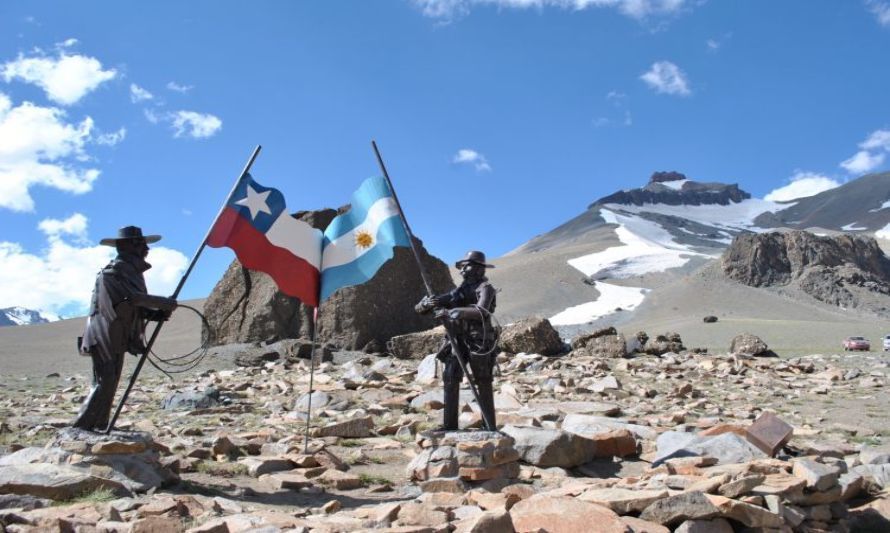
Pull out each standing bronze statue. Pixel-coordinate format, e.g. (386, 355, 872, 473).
(73, 226, 178, 432)
(416, 250, 498, 431)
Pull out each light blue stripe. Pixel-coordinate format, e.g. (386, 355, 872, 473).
(324, 176, 393, 244)
(320, 217, 410, 301)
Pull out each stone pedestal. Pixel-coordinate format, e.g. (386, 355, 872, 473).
(407, 430, 521, 493)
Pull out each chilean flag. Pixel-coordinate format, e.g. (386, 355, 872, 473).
(207, 174, 323, 307)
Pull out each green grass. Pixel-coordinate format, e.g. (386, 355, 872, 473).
(195, 461, 248, 477)
(0, 428, 53, 448)
(54, 486, 117, 506)
(849, 435, 883, 446)
(359, 473, 392, 486)
(339, 439, 365, 448)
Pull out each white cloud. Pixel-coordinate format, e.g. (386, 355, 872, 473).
(640, 60, 690, 96)
(129, 83, 153, 103)
(171, 110, 222, 139)
(0, 91, 99, 212)
(606, 90, 626, 103)
(706, 38, 720, 50)
(2, 51, 116, 105)
(143, 108, 160, 124)
(840, 128, 890, 174)
(867, 0, 890, 26)
(412, 0, 688, 21)
(841, 150, 885, 174)
(0, 214, 188, 316)
(453, 148, 492, 172)
(861, 129, 890, 151)
(58, 38, 79, 49)
(764, 171, 842, 202)
(95, 127, 126, 146)
(166, 81, 193, 93)
(37, 212, 89, 241)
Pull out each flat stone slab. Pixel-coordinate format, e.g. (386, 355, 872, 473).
(653, 431, 766, 466)
(562, 413, 657, 441)
(0, 463, 130, 501)
(579, 488, 669, 514)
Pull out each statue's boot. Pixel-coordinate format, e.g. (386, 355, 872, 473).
(477, 381, 497, 431)
(442, 381, 460, 431)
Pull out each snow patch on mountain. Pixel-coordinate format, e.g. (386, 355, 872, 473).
(842, 222, 867, 231)
(567, 208, 709, 278)
(550, 282, 648, 326)
(660, 179, 688, 191)
(868, 199, 890, 213)
(609, 198, 789, 232)
(0, 307, 57, 327)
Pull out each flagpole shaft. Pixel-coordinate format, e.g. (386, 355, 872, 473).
(172, 145, 263, 299)
(371, 140, 434, 297)
(105, 145, 262, 434)
(303, 307, 320, 454)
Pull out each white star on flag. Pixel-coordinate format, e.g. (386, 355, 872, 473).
(235, 184, 272, 220)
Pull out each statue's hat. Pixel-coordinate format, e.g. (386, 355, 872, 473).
(100, 226, 162, 246)
(455, 250, 494, 269)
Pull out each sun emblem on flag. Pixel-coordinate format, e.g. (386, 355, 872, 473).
(354, 230, 374, 249)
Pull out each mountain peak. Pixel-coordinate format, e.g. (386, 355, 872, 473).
(649, 171, 688, 184)
(591, 171, 751, 208)
(0, 307, 55, 327)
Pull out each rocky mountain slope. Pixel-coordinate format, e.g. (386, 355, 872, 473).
(0, 307, 53, 327)
(493, 171, 890, 328)
(722, 231, 890, 316)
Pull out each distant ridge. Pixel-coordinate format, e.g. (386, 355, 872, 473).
(0, 307, 54, 327)
(590, 171, 751, 208)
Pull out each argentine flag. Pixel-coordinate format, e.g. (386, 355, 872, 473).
(320, 176, 410, 301)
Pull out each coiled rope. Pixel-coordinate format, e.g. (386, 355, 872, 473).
(145, 303, 213, 378)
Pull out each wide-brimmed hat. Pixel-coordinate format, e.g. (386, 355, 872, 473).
(99, 226, 162, 246)
(455, 250, 494, 269)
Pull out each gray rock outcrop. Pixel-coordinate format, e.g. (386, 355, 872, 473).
(592, 172, 750, 208)
(203, 208, 454, 350)
(722, 231, 890, 314)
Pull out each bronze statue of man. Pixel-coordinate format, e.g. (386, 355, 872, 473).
(416, 250, 498, 431)
(73, 226, 178, 432)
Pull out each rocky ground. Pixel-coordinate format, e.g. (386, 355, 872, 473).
(2, 322, 890, 532)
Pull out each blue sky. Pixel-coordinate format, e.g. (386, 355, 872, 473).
(1, 0, 890, 317)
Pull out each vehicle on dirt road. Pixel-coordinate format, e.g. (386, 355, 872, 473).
(883, 335, 890, 351)
(843, 336, 870, 351)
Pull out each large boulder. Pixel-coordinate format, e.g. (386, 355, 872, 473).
(203, 208, 454, 350)
(643, 332, 684, 356)
(499, 318, 563, 356)
(389, 326, 446, 359)
(729, 333, 772, 357)
(501, 425, 597, 468)
(572, 327, 627, 358)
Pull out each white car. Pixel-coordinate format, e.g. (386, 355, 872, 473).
(883, 335, 890, 351)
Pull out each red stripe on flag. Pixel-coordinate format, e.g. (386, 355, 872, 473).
(208, 208, 320, 307)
